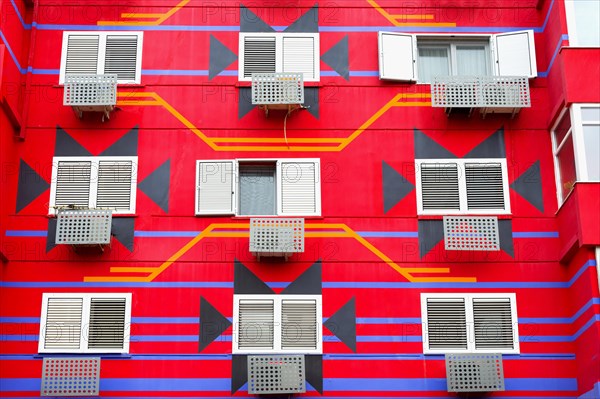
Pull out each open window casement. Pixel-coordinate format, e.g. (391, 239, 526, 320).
(421, 293, 519, 354)
(239, 33, 320, 82)
(232, 294, 322, 354)
(195, 159, 321, 216)
(378, 32, 418, 81)
(59, 31, 143, 84)
(378, 29, 537, 81)
(38, 293, 132, 354)
(492, 30, 537, 78)
(49, 156, 137, 215)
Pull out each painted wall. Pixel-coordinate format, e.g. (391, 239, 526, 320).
(1, 0, 599, 397)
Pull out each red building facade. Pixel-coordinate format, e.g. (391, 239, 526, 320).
(1, 0, 599, 397)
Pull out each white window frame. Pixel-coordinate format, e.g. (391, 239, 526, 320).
(238, 32, 320, 82)
(232, 294, 323, 355)
(49, 156, 138, 215)
(378, 30, 537, 82)
(415, 158, 511, 215)
(417, 39, 492, 83)
(38, 292, 132, 354)
(564, 0, 600, 47)
(552, 104, 600, 203)
(195, 158, 321, 217)
(421, 293, 519, 355)
(59, 31, 144, 84)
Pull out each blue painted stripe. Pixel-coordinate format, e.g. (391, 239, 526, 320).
(539, 34, 569, 78)
(520, 298, 600, 324)
(0, 377, 577, 392)
(579, 382, 600, 399)
(0, 397, 577, 399)
(573, 314, 600, 340)
(357, 317, 421, 324)
(134, 230, 200, 237)
(0, 317, 40, 323)
(320, 26, 543, 33)
(4, 230, 48, 237)
(9, 0, 31, 29)
(131, 316, 199, 323)
(143, 69, 208, 76)
(541, 0, 556, 32)
(31, 68, 59, 75)
(356, 231, 419, 238)
(35, 24, 241, 32)
(0, 30, 26, 74)
(513, 231, 559, 238)
(350, 71, 380, 77)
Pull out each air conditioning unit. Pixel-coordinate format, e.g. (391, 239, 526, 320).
(479, 76, 530, 118)
(249, 218, 304, 260)
(251, 73, 304, 116)
(55, 209, 112, 249)
(443, 216, 500, 251)
(63, 74, 117, 120)
(446, 353, 505, 392)
(42, 357, 100, 396)
(247, 355, 306, 394)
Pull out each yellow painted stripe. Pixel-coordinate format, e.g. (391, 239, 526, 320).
(392, 22, 457, 27)
(97, 21, 160, 26)
(366, 0, 401, 26)
(84, 276, 151, 282)
(156, 0, 191, 24)
(208, 232, 249, 238)
(110, 267, 158, 273)
(394, 93, 432, 99)
(389, 14, 435, 20)
(117, 100, 162, 106)
(413, 277, 478, 283)
(393, 102, 432, 107)
(305, 232, 351, 238)
(121, 13, 165, 18)
(212, 137, 346, 144)
(403, 268, 450, 273)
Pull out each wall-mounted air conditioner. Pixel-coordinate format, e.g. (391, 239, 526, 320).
(247, 355, 306, 394)
(446, 353, 505, 392)
(251, 73, 304, 116)
(55, 209, 112, 250)
(443, 216, 500, 251)
(249, 218, 304, 260)
(63, 74, 117, 121)
(42, 357, 101, 396)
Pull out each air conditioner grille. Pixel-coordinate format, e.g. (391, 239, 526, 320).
(248, 354, 306, 394)
(41, 357, 100, 396)
(446, 353, 505, 392)
(55, 209, 112, 245)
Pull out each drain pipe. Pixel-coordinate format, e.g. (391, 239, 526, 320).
(18, 0, 40, 140)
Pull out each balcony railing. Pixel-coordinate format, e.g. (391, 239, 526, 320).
(252, 73, 304, 106)
(56, 209, 112, 246)
(431, 76, 530, 117)
(63, 74, 117, 119)
(249, 218, 304, 259)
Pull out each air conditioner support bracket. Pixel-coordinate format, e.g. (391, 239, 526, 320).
(72, 105, 114, 122)
(259, 103, 301, 118)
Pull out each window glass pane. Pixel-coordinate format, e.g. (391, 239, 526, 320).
(554, 110, 572, 146)
(557, 134, 577, 199)
(581, 107, 600, 121)
(239, 165, 276, 215)
(456, 46, 488, 75)
(583, 125, 600, 180)
(573, 0, 600, 46)
(418, 47, 449, 82)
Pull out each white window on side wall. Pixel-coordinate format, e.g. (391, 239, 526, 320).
(378, 30, 537, 82)
(195, 159, 321, 216)
(564, 0, 600, 47)
(38, 293, 132, 354)
(552, 104, 600, 203)
(49, 156, 138, 215)
(232, 294, 322, 354)
(421, 293, 519, 354)
(239, 33, 320, 82)
(59, 32, 144, 84)
(415, 158, 511, 215)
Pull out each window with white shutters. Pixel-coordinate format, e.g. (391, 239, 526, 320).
(239, 33, 320, 82)
(378, 30, 537, 81)
(38, 293, 132, 354)
(421, 293, 519, 354)
(59, 31, 143, 84)
(233, 294, 322, 354)
(195, 159, 320, 216)
(50, 156, 137, 215)
(415, 158, 510, 215)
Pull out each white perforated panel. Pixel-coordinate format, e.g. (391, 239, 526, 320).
(252, 73, 304, 105)
(249, 218, 304, 256)
(446, 353, 505, 392)
(431, 76, 530, 111)
(443, 216, 499, 251)
(64, 74, 117, 107)
(248, 355, 305, 394)
(56, 210, 112, 245)
(41, 357, 100, 396)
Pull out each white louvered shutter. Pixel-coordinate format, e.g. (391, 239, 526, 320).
(378, 32, 417, 81)
(65, 34, 100, 76)
(238, 299, 275, 350)
(425, 298, 468, 351)
(465, 163, 506, 211)
(196, 161, 236, 215)
(283, 36, 315, 80)
(96, 160, 134, 211)
(281, 299, 317, 350)
(54, 161, 92, 208)
(494, 30, 537, 78)
(243, 37, 276, 78)
(42, 297, 84, 351)
(472, 297, 515, 350)
(104, 35, 139, 82)
(88, 297, 127, 350)
(278, 160, 319, 216)
(419, 163, 460, 211)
